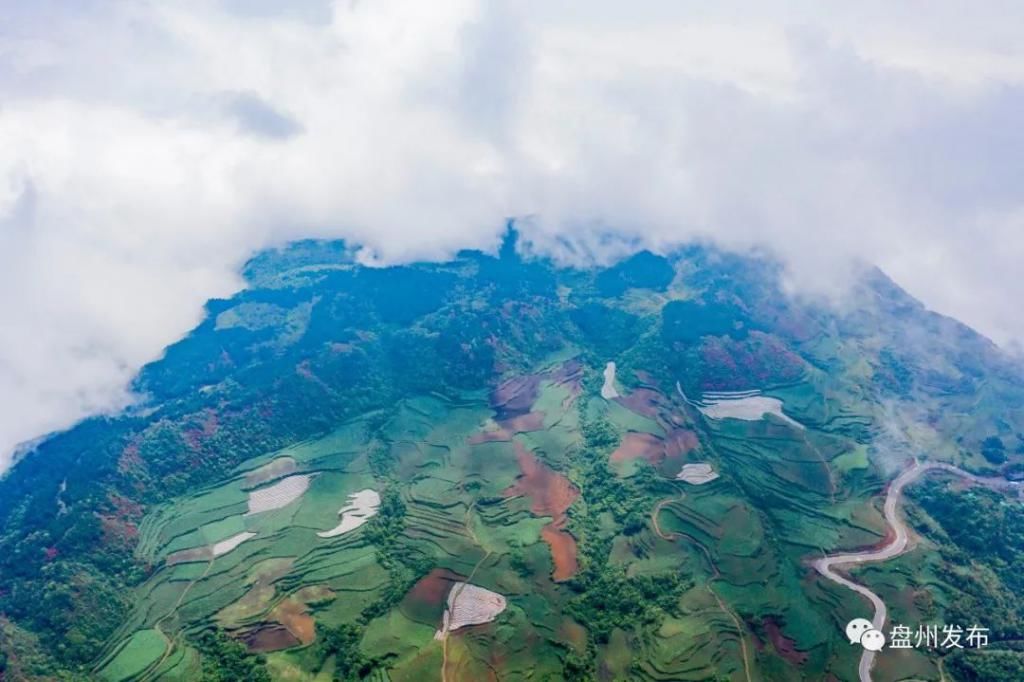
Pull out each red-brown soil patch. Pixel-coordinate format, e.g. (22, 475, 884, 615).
(272, 599, 316, 645)
(468, 429, 512, 444)
(550, 360, 584, 407)
(501, 411, 546, 433)
(664, 429, 699, 458)
(491, 374, 542, 420)
(615, 388, 665, 420)
(262, 586, 334, 646)
(468, 412, 546, 445)
(542, 523, 579, 581)
(762, 617, 808, 665)
(407, 568, 464, 607)
(505, 443, 578, 517)
(504, 443, 580, 581)
(551, 358, 583, 382)
(610, 432, 666, 465)
(401, 568, 465, 625)
(242, 624, 300, 653)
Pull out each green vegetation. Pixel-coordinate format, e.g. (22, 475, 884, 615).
(97, 629, 166, 681)
(909, 479, 1024, 640)
(947, 649, 1024, 681)
(360, 486, 431, 623)
(3, 231, 1024, 681)
(595, 251, 675, 297)
(567, 568, 689, 642)
(563, 408, 692, 677)
(190, 630, 270, 681)
(981, 436, 1007, 464)
(314, 624, 368, 681)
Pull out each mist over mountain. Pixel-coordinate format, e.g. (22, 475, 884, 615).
(3, 0, 1024, 469)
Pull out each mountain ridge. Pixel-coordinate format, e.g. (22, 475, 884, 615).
(2, 235, 1023, 681)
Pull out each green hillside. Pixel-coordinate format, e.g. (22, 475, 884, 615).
(2, 232, 1024, 681)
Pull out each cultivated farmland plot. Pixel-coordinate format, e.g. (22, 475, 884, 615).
(98, 358, 891, 682)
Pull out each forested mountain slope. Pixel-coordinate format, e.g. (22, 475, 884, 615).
(2, 232, 1023, 681)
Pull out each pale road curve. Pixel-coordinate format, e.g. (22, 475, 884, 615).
(813, 461, 1021, 682)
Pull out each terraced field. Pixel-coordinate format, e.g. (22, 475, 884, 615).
(9, 242, 1023, 682)
(95, 355, 908, 682)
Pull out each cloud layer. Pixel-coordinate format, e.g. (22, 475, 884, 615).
(2, 0, 1023, 469)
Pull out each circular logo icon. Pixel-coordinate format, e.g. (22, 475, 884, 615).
(845, 618, 874, 644)
(860, 629, 886, 651)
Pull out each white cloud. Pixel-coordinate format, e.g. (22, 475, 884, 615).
(1, 0, 1023, 469)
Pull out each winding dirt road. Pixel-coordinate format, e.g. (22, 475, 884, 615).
(813, 461, 1020, 682)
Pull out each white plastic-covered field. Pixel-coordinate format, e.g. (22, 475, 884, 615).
(433, 583, 507, 639)
(212, 531, 257, 556)
(246, 474, 312, 514)
(696, 390, 803, 429)
(317, 489, 381, 538)
(676, 463, 719, 485)
(601, 362, 620, 399)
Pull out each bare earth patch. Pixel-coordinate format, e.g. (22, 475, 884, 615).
(610, 432, 665, 465)
(491, 374, 542, 420)
(541, 525, 579, 581)
(665, 429, 700, 457)
(270, 589, 335, 646)
(401, 568, 466, 625)
(467, 428, 512, 444)
(551, 359, 584, 407)
(246, 474, 312, 514)
(504, 443, 580, 581)
(434, 583, 507, 639)
(614, 387, 663, 419)
(242, 624, 300, 653)
(676, 463, 719, 485)
(500, 411, 546, 433)
(467, 411, 546, 445)
(317, 488, 380, 538)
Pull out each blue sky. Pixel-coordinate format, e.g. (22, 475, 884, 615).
(1, 0, 1022, 468)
